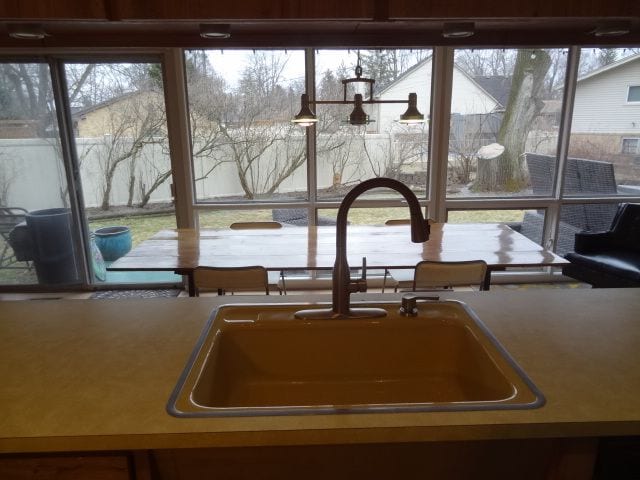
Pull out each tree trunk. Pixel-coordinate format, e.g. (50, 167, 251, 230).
(474, 49, 551, 192)
(137, 170, 172, 208)
(101, 174, 113, 211)
(126, 159, 136, 207)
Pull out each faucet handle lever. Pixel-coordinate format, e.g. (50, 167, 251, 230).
(399, 293, 440, 316)
(348, 257, 368, 293)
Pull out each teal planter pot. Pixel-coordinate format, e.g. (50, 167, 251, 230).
(94, 226, 132, 262)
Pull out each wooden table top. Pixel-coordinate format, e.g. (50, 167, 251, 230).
(108, 223, 568, 272)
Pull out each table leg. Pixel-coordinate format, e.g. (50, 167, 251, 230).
(177, 269, 196, 296)
(483, 269, 492, 291)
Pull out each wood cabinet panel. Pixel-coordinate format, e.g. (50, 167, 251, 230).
(152, 439, 596, 480)
(0, 0, 107, 20)
(389, 0, 639, 18)
(111, 0, 375, 20)
(0, 454, 130, 480)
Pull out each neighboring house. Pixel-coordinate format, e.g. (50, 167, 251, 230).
(0, 120, 40, 139)
(371, 57, 504, 163)
(570, 53, 640, 181)
(371, 57, 503, 134)
(72, 90, 165, 138)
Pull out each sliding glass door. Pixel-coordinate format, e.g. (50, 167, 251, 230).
(0, 57, 182, 288)
(62, 59, 180, 285)
(0, 61, 82, 287)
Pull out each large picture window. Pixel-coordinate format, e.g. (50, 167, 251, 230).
(185, 49, 307, 203)
(314, 49, 432, 202)
(2, 45, 640, 292)
(447, 48, 568, 198)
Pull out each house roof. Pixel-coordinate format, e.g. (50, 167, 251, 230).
(375, 56, 505, 110)
(577, 52, 640, 83)
(71, 90, 144, 118)
(472, 76, 512, 108)
(374, 55, 433, 98)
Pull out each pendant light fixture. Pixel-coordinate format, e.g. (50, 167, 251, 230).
(293, 51, 424, 127)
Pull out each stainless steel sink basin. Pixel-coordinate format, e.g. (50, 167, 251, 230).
(168, 301, 544, 416)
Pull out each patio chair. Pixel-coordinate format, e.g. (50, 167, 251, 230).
(228, 221, 284, 292)
(193, 266, 270, 296)
(0, 207, 29, 268)
(384, 219, 411, 225)
(521, 153, 620, 255)
(230, 221, 282, 229)
(562, 203, 640, 287)
(411, 260, 488, 291)
(383, 218, 430, 290)
(276, 267, 398, 294)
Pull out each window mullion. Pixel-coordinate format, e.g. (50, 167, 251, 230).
(165, 48, 197, 229)
(429, 46, 455, 222)
(306, 48, 318, 226)
(49, 57, 92, 286)
(545, 46, 580, 250)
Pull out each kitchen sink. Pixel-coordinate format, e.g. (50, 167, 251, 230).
(168, 300, 544, 416)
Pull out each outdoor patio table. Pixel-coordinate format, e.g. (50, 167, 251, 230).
(107, 223, 569, 296)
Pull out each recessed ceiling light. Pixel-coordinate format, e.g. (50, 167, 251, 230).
(7, 24, 48, 40)
(592, 21, 631, 37)
(442, 22, 475, 39)
(199, 24, 231, 39)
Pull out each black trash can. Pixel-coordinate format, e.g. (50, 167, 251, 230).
(26, 208, 79, 284)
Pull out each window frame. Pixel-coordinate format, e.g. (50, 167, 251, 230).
(627, 85, 640, 103)
(622, 138, 640, 155)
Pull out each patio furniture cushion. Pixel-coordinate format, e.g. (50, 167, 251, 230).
(564, 252, 640, 282)
(563, 203, 640, 287)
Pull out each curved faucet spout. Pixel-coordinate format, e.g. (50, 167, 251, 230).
(332, 178, 430, 317)
(295, 177, 430, 320)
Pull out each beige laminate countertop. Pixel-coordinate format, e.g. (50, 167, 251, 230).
(1, 289, 639, 454)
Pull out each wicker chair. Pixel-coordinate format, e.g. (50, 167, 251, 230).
(0, 207, 28, 268)
(521, 153, 620, 255)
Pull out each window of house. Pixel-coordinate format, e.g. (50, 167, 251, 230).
(622, 138, 640, 155)
(627, 85, 640, 103)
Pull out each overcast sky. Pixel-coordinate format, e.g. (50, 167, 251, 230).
(205, 49, 360, 88)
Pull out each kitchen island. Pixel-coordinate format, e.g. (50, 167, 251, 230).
(1, 289, 639, 478)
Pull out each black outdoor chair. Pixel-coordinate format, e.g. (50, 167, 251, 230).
(562, 203, 640, 287)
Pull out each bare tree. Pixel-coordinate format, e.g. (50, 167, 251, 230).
(474, 49, 551, 192)
(187, 60, 231, 183)
(455, 49, 517, 77)
(359, 50, 428, 91)
(93, 91, 166, 210)
(215, 51, 306, 199)
(0, 152, 18, 207)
